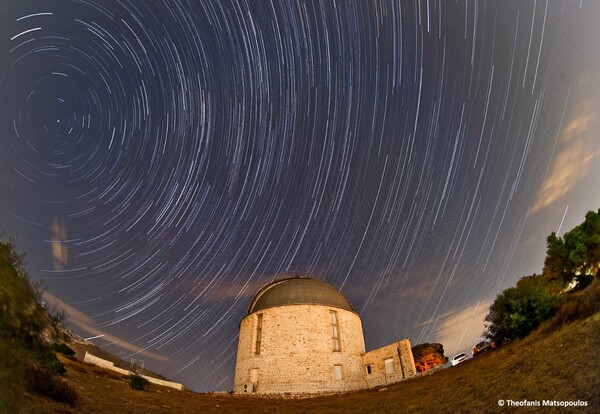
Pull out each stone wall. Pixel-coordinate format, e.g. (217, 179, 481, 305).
(83, 352, 184, 391)
(362, 339, 416, 388)
(234, 304, 367, 394)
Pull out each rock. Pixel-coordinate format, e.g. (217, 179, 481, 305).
(411, 343, 447, 368)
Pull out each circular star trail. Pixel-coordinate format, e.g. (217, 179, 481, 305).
(1, 0, 600, 391)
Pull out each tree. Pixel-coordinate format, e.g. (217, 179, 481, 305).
(485, 209, 600, 346)
(543, 232, 570, 282)
(484, 275, 557, 345)
(580, 209, 600, 277)
(543, 209, 600, 283)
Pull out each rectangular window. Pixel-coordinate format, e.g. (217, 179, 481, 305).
(384, 357, 394, 374)
(333, 365, 343, 380)
(366, 364, 372, 375)
(251, 368, 259, 384)
(255, 314, 263, 355)
(330, 311, 341, 351)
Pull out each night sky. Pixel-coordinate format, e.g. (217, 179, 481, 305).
(1, 0, 600, 392)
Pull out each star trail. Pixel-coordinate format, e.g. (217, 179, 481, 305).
(1, 0, 600, 391)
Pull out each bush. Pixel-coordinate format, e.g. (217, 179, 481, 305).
(0, 239, 76, 406)
(485, 275, 558, 345)
(127, 373, 150, 391)
(542, 280, 600, 332)
(44, 355, 67, 375)
(50, 342, 75, 358)
(27, 367, 77, 405)
(0, 339, 28, 413)
(33, 344, 66, 375)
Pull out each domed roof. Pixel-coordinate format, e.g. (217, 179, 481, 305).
(248, 277, 354, 314)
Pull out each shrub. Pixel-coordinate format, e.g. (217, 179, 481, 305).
(27, 367, 77, 405)
(127, 373, 150, 391)
(542, 280, 600, 332)
(0, 339, 28, 413)
(50, 342, 75, 358)
(44, 355, 67, 375)
(0, 239, 76, 406)
(484, 275, 558, 345)
(33, 344, 66, 375)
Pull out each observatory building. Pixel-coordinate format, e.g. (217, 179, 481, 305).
(234, 277, 416, 395)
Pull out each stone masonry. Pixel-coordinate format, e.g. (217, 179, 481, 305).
(233, 277, 417, 395)
(362, 339, 416, 388)
(234, 304, 366, 394)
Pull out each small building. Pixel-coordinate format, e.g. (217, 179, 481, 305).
(233, 277, 416, 395)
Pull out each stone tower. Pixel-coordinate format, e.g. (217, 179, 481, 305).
(233, 277, 367, 394)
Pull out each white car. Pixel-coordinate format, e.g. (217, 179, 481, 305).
(451, 352, 468, 366)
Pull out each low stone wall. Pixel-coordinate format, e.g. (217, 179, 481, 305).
(83, 352, 184, 391)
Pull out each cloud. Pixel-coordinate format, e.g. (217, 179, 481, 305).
(43, 291, 169, 361)
(168, 274, 264, 304)
(50, 216, 68, 270)
(531, 100, 599, 214)
(430, 299, 493, 357)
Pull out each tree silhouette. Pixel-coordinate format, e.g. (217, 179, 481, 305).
(543, 209, 600, 284)
(486, 209, 600, 345)
(484, 274, 557, 344)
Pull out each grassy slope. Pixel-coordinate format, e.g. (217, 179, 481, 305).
(21, 311, 599, 414)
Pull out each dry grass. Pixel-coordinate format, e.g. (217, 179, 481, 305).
(20, 311, 600, 414)
(542, 279, 600, 333)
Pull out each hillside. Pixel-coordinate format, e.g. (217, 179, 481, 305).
(19, 310, 599, 414)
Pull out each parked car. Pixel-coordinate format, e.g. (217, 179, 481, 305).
(451, 352, 468, 366)
(471, 340, 494, 357)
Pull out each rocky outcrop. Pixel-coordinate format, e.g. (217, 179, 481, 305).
(411, 343, 447, 372)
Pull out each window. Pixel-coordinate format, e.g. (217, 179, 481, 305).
(333, 365, 343, 380)
(384, 357, 394, 374)
(366, 364, 372, 375)
(330, 311, 341, 351)
(255, 314, 263, 355)
(251, 368, 259, 384)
